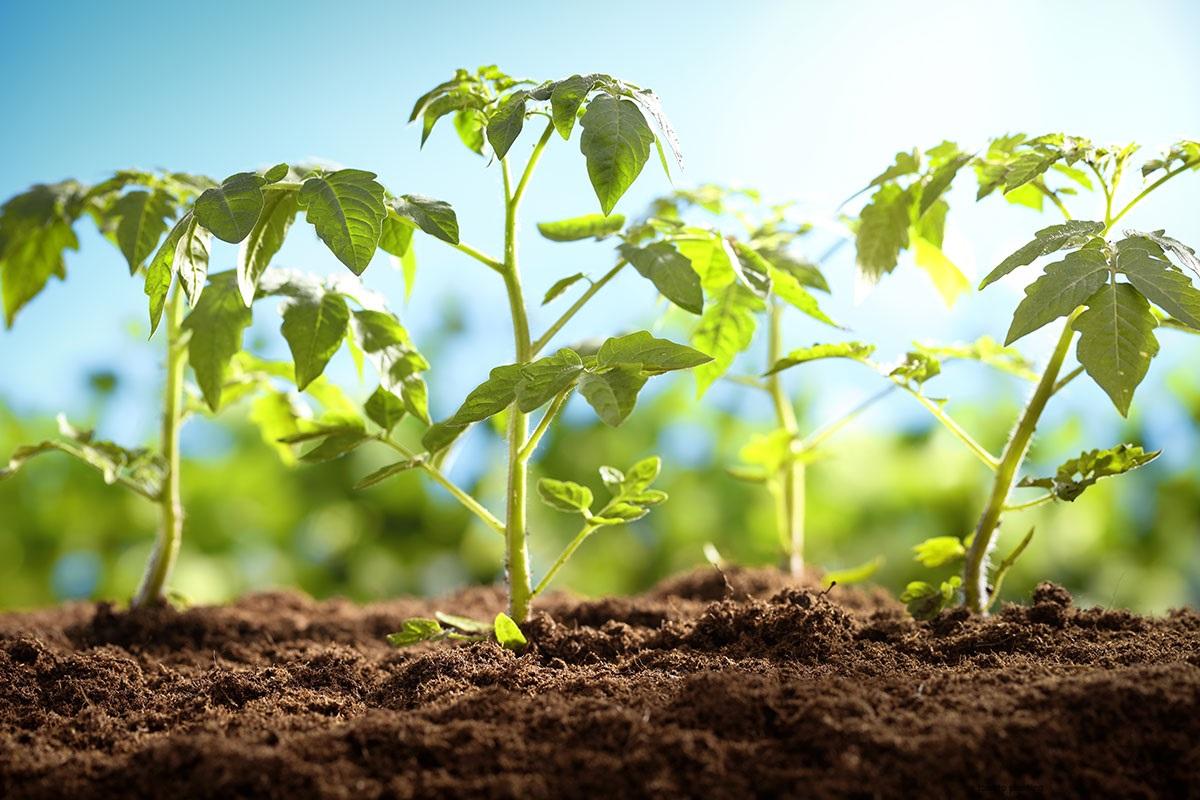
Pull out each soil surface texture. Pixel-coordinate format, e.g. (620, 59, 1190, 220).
(1, 567, 1197, 799)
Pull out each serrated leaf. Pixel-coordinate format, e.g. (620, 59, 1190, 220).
(516, 348, 583, 412)
(298, 170, 387, 275)
(768, 263, 837, 326)
(194, 172, 266, 244)
(145, 214, 189, 333)
(391, 195, 459, 245)
(596, 330, 711, 373)
(1006, 246, 1110, 344)
(1075, 282, 1159, 416)
(979, 220, 1105, 289)
(765, 341, 874, 375)
(356, 458, 421, 490)
(901, 577, 960, 621)
(619, 241, 702, 314)
(855, 184, 911, 282)
(182, 273, 252, 412)
(1019, 444, 1160, 501)
(579, 95, 654, 215)
(550, 74, 595, 139)
(912, 536, 966, 568)
(537, 214, 624, 242)
(486, 91, 527, 159)
(493, 613, 526, 650)
(1117, 236, 1200, 329)
(537, 478, 593, 513)
(0, 186, 81, 327)
(422, 364, 523, 452)
(542, 273, 587, 304)
(691, 284, 763, 396)
(237, 189, 298, 306)
(280, 286, 350, 390)
(387, 618, 444, 647)
(579, 365, 646, 426)
(1125, 229, 1200, 278)
(111, 189, 176, 273)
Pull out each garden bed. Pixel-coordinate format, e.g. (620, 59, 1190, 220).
(1, 567, 1197, 799)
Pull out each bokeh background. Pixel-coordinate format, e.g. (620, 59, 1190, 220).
(2, 0, 1198, 612)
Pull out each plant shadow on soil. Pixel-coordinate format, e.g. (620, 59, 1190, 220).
(1, 567, 1197, 799)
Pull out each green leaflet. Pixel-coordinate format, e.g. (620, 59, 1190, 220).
(145, 214, 189, 334)
(676, 233, 737, 292)
(515, 348, 584, 412)
(298, 169, 387, 275)
(238, 188, 298, 306)
(387, 618, 444, 647)
(1075, 282, 1159, 416)
(421, 92, 486, 146)
(110, 189, 177, 273)
(298, 427, 370, 463)
(454, 109, 486, 155)
(486, 91, 527, 159)
(1005, 246, 1110, 344)
(248, 390, 305, 465)
(182, 273, 253, 412)
(918, 153, 971, 217)
(768, 263, 836, 326)
(855, 184, 911, 282)
(619, 241, 703, 314)
(1018, 444, 1160, 501)
(912, 536, 966, 568)
(537, 478, 593, 514)
(579, 95, 654, 215)
(821, 556, 884, 588)
(866, 149, 920, 189)
(422, 363, 524, 452)
(595, 331, 712, 373)
(493, 612, 526, 651)
(979, 220, 1104, 289)
(913, 336, 1036, 381)
(378, 214, 415, 257)
(901, 577, 961, 621)
(1126, 229, 1200, 278)
(542, 273, 587, 305)
(550, 74, 595, 139)
(194, 172, 267, 244)
(390, 195, 459, 245)
(890, 351, 941, 386)
(764, 341, 874, 376)
(174, 214, 212, 306)
(1117, 236, 1200, 329)
(578, 365, 646, 427)
(691, 284, 763, 396)
(280, 285, 351, 390)
(729, 241, 773, 298)
(0, 182, 83, 327)
(537, 213, 625, 242)
(347, 309, 430, 422)
(356, 458, 421, 490)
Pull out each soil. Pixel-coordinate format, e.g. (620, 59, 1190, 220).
(1, 567, 1197, 799)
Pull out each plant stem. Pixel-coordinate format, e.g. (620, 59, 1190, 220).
(898, 385, 1000, 471)
(1108, 157, 1200, 229)
(531, 260, 627, 356)
(799, 385, 897, 453)
(132, 286, 186, 608)
(517, 388, 571, 462)
(379, 437, 505, 535)
(531, 522, 597, 598)
(1052, 365, 1085, 395)
(766, 300, 805, 577)
(962, 312, 1079, 614)
(1003, 493, 1055, 513)
(451, 241, 504, 273)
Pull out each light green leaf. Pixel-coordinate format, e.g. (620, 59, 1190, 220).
(676, 233, 737, 292)
(391, 195, 459, 245)
(737, 429, 795, 473)
(435, 612, 492, 634)
(194, 172, 266, 244)
(182, 273, 253, 412)
(111, 189, 176, 273)
(579, 94, 654, 215)
(912, 536, 966, 568)
(280, 286, 350, 390)
(768, 264, 836, 326)
(890, 351, 942, 386)
(730, 241, 773, 298)
(622, 456, 661, 493)
(175, 214, 212, 306)
(1006, 245, 1110, 344)
(145, 214, 189, 334)
(0, 190, 80, 328)
(1019, 444, 1160, 501)
(537, 213, 624, 242)
(912, 233, 970, 308)
(855, 184, 911, 283)
(579, 365, 646, 426)
(401, 374, 430, 424)
(979, 220, 1105, 289)
(765, 341, 874, 375)
(387, 618, 444, 647)
(516, 348, 583, 412)
(1117, 236, 1200, 329)
(537, 478, 594, 514)
(913, 336, 1036, 380)
(596, 330, 712, 373)
(1075, 282, 1159, 416)
(542, 273, 587, 305)
(298, 169, 387, 274)
(237, 189, 298, 306)
(493, 612, 526, 651)
(550, 74, 595, 139)
(866, 149, 920, 189)
(591, 501, 649, 525)
(248, 390, 305, 464)
(821, 556, 883, 588)
(619, 241, 703, 314)
(454, 109, 486, 155)
(691, 284, 763, 396)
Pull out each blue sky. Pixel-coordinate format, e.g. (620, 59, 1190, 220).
(2, 0, 1200, 466)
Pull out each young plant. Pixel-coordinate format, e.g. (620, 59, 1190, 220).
(852, 135, 1200, 614)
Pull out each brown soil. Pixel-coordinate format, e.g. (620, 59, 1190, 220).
(1, 567, 1197, 799)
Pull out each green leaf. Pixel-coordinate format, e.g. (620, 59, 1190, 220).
(387, 618, 444, 647)
(596, 331, 712, 373)
(550, 74, 595, 139)
(901, 577, 961, 621)
(493, 613, 527, 651)
(182, 273, 253, 412)
(912, 231, 970, 308)
(1019, 444, 1160, 501)
(110, 189, 176, 273)
(144, 214, 189, 334)
(422, 364, 523, 452)
(729, 241, 773, 298)
(194, 172, 266, 244)
(280, 286, 351, 390)
(420, 91, 485, 146)
(1117, 236, 1200, 329)
(1075, 282, 1159, 416)
(537, 478, 594, 514)
(579, 365, 646, 427)
(579, 94, 654, 215)
(486, 91, 527, 159)
(248, 390, 304, 464)
(912, 536, 966, 568)
(765, 341, 874, 375)
(855, 184, 911, 282)
(622, 456, 661, 493)
(299, 428, 369, 463)
(821, 556, 883, 588)
(890, 351, 941, 386)
(919, 153, 971, 216)
(356, 458, 421, 490)
(1005, 245, 1110, 345)
(1126, 229, 1200, 278)
(591, 502, 649, 525)
(391, 195, 459, 245)
(400, 374, 430, 425)
(434, 612, 492, 634)
(913, 336, 1036, 381)
(768, 264, 837, 326)
(1003, 150, 1058, 192)
(619, 241, 703, 314)
(298, 169, 387, 275)
(238, 189, 298, 305)
(737, 429, 795, 473)
(454, 109, 486, 155)
(676, 233, 737, 292)
(174, 214, 212, 306)
(516, 348, 584, 412)
(0, 185, 81, 327)
(542, 272, 587, 304)
(537, 213, 625, 242)
(691, 284, 762, 396)
(979, 220, 1105, 289)
(866, 149, 920, 188)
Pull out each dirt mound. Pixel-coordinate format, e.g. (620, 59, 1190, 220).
(1, 570, 1197, 798)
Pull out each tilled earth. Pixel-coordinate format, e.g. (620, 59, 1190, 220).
(1, 567, 1197, 799)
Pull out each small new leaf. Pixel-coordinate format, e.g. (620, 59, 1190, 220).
(1018, 444, 1160, 501)
(387, 618, 444, 647)
(493, 612, 527, 651)
(537, 478, 594, 514)
(913, 536, 966, 568)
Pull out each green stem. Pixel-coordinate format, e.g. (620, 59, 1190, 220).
(531, 260, 628, 356)
(962, 312, 1079, 614)
(1108, 157, 1200, 229)
(531, 521, 597, 598)
(511, 120, 555, 208)
(379, 437, 505, 535)
(451, 241, 504, 273)
(1037, 183, 1073, 220)
(517, 389, 571, 462)
(799, 385, 897, 452)
(899, 385, 1000, 471)
(1003, 493, 1055, 513)
(766, 301, 805, 577)
(132, 287, 186, 607)
(1052, 365, 1085, 395)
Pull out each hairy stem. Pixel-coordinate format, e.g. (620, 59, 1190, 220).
(531, 260, 627, 356)
(766, 301, 805, 577)
(963, 313, 1079, 613)
(133, 287, 186, 608)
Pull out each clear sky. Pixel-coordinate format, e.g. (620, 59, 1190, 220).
(2, 0, 1199, 467)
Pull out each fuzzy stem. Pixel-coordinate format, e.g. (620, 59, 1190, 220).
(132, 287, 186, 607)
(962, 313, 1079, 614)
(766, 300, 805, 577)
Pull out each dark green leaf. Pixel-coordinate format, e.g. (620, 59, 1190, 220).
(238, 189, 298, 305)
(486, 91, 527, 159)
(516, 348, 583, 412)
(596, 330, 712, 373)
(422, 364, 523, 452)
(550, 74, 595, 139)
(619, 241, 702, 314)
(280, 286, 351, 390)
(579, 365, 646, 426)
(1005, 245, 1110, 344)
(182, 273, 253, 412)
(579, 95, 654, 215)
(391, 195, 459, 245)
(194, 172, 266, 244)
(299, 428, 369, 463)
(356, 458, 420, 490)
(1075, 282, 1159, 416)
(901, 577, 960, 620)
(1126, 229, 1200, 278)
(110, 189, 176, 273)
(979, 220, 1105, 289)
(1117, 236, 1200, 329)
(537, 213, 625, 242)
(298, 170, 387, 274)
